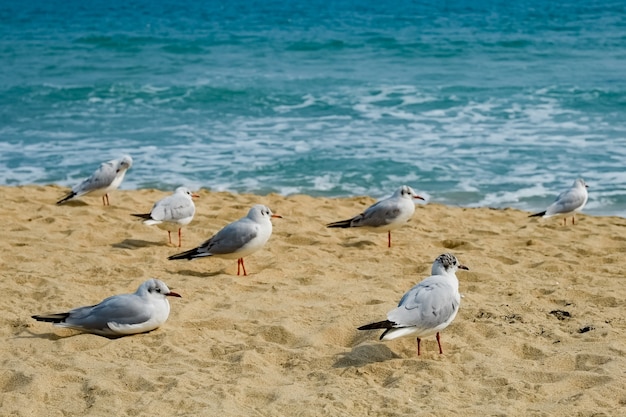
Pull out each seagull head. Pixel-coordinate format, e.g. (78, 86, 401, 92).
(116, 155, 133, 172)
(248, 204, 282, 221)
(431, 253, 469, 276)
(139, 278, 182, 299)
(176, 186, 200, 199)
(575, 178, 588, 189)
(397, 185, 425, 201)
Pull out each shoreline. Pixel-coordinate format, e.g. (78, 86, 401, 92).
(2, 185, 625, 416)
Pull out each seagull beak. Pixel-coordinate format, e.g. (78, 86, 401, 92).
(414, 195, 425, 201)
(167, 291, 182, 298)
(192, 193, 200, 199)
(458, 264, 469, 271)
(271, 214, 283, 219)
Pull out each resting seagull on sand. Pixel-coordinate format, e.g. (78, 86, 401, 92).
(32, 278, 181, 337)
(56, 155, 133, 206)
(529, 178, 588, 226)
(358, 253, 468, 356)
(327, 185, 424, 248)
(132, 186, 199, 247)
(168, 204, 281, 276)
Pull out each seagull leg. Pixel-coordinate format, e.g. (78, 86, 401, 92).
(572, 216, 576, 225)
(436, 332, 443, 354)
(178, 228, 182, 247)
(562, 218, 566, 227)
(236, 258, 248, 276)
(104, 194, 110, 206)
(416, 337, 421, 356)
(388, 231, 392, 248)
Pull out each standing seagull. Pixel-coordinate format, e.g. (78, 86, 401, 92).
(56, 155, 133, 206)
(327, 185, 424, 248)
(358, 253, 468, 356)
(168, 204, 281, 276)
(32, 278, 181, 337)
(529, 178, 589, 226)
(132, 186, 199, 247)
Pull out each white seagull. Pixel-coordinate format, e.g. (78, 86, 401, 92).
(132, 186, 199, 247)
(529, 178, 589, 226)
(358, 253, 468, 356)
(168, 204, 281, 276)
(327, 185, 424, 248)
(32, 278, 181, 337)
(56, 155, 133, 206)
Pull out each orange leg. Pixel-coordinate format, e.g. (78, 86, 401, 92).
(177, 228, 182, 247)
(387, 231, 392, 248)
(436, 332, 444, 354)
(237, 258, 248, 276)
(167, 231, 172, 245)
(102, 194, 110, 206)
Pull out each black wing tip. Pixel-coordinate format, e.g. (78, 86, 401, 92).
(168, 250, 196, 261)
(357, 320, 393, 331)
(56, 192, 76, 205)
(131, 213, 152, 219)
(32, 313, 69, 323)
(529, 211, 546, 218)
(326, 220, 351, 228)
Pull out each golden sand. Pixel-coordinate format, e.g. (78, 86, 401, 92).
(1, 185, 625, 416)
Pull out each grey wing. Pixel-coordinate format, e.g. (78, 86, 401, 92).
(547, 187, 586, 215)
(73, 162, 117, 195)
(64, 294, 151, 330)
(354, 199, 400, 227)
(388, 278, 458, 329)
(151, 195, 194, 222)
(203, 219, 259, 255)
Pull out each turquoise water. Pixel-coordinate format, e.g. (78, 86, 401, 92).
(1, 0, 625, 216)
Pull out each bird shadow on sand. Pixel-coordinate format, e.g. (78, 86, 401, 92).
(166, 268, 224, 278)
(17, 328, 153, 340)
(112, 239, 164, 249)
(333, 344, 401, 368)
(339, 239, 379, 249)
(56, 200, 89, 207)
(14, 329, 106, 341)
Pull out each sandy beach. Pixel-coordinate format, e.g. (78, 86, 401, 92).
(1, 184, 625, 416)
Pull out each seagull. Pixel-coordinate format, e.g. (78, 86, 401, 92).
(358, 253, 468, 356)
(132, 186, 199, 247)
(327, 185, 424, 247)
(168, 204, 281, 276)
(31, 278, 181, 337)
(56, 155, 133, 206)
(529, 178, 589, 226)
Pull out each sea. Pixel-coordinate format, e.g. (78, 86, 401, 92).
(1, 0, 625, 217)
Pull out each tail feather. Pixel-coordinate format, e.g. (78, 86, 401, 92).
(529, 211, 546, 218)
(327, 219, 353, 228)
(168, 248, 201, 260)
(131, 213, 152, 220)
(32, 313, 70, 323)
(56, 192, 77, 205)
(357, 320, 394, 331)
